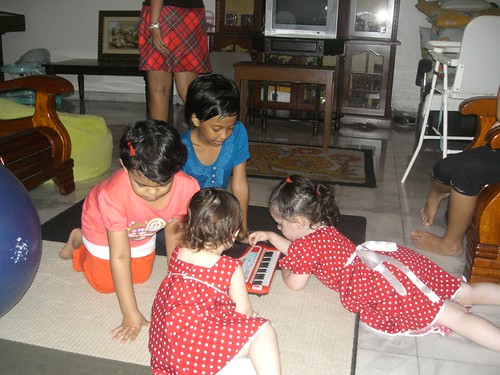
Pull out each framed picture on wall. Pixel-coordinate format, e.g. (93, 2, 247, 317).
(98, 10, 140, 61)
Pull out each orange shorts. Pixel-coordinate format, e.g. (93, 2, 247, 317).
(72, 245, 155, 293)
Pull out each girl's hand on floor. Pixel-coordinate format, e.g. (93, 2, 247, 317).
(110, 313, 149, 344)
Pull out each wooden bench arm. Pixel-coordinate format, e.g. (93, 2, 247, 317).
(0, 74, 73, 95)
(486, 127, 500, 150)
(0, 75, 74, 161)
(459, 96, 497, 150)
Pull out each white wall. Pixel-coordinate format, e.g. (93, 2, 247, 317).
(1, 0, 496, 113)
(392, 1, 428, 114)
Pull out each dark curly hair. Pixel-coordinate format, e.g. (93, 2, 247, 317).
(269, 175, 340, 227)
(184, 73, 240, 126)
(181, 188, 244, 251)
(119, 120, 187, 184)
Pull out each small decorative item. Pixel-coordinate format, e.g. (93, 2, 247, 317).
(216, 0, 262, 32)
(225, 11, 238, 26)
(241, 14, 254, 28)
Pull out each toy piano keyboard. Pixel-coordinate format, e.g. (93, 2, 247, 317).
(238, 243, 281, 295)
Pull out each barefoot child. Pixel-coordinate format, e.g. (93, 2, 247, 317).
(149, 188, 281, 374)
(181, 74, 251, 237)
(249, 175, 500, 352)
(60, 120, 199, 343)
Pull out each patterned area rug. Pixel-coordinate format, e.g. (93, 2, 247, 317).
(248, 142, 376, 188)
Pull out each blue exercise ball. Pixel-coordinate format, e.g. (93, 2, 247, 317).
(0, 165, 42, 318)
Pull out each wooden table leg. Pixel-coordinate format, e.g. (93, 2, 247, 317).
(237, 77, 248, 126)
(77, 73, 85, 114)
(322, 71, 334, 152)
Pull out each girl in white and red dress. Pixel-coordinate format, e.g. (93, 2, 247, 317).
(248, 175, 500, 352)
(149, 188, 281, 375)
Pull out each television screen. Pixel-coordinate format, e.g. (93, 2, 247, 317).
(276, 0, 327, 27)
(265, 0, 338, 39)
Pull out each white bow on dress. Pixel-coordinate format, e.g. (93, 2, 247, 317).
(344, 241, 440, 303)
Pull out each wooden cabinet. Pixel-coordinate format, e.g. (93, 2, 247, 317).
(341, 0, 400, 127)
(341, 41, 398, 121)
(348, 0, 397, 39)
(213, 0, 400, 128)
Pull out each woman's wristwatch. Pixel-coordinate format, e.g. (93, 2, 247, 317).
(149, 22, 160, 30)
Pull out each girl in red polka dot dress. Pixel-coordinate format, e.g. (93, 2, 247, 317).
(149, 188, 281, 374)
(249, 175, 500, 352)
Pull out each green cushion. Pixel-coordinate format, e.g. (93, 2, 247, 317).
(0, 98, 113, 182)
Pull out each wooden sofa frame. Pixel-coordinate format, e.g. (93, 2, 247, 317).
(0, 75, 75, 195)
(460, 97, 500, 283)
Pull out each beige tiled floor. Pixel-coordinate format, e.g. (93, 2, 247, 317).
(28, 100, 500, 374)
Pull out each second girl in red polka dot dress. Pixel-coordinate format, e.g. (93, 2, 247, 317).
(149, 188, 281, 374)
(249, 175, 500, 352)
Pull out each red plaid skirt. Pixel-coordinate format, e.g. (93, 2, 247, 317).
(139, 6, 212, 73)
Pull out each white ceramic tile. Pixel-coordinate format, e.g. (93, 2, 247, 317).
(357, 324, 418, 356)
(355, 349, 420, 375)
(416, 330, 500, 367)
(419, 357, 500, 375)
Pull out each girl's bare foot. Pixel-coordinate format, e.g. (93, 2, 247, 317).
(410, 230, 463, 256)
(420, 192, 450, 226)
(59, 228, 83, 259)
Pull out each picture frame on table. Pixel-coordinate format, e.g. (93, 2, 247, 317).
(98, 10, 140, 61)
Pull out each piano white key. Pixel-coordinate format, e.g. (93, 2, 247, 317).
(256, 251, 280, 286)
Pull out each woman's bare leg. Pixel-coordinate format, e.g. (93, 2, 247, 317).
(59, 228, 83, 259)
(437, 300, 500, 352)
(173, 71, 198, 103)
(147, 70, 173, 122)
(411, 189, 477, 256)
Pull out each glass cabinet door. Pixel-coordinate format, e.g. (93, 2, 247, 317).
(349, 0, 396, 39)
(343, 43, 390, 116)
(216, 0, 262, 33)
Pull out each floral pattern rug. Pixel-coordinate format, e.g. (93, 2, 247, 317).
(247, 142, 376, 187)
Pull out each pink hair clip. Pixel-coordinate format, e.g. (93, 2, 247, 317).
(285, 176, 292, 183)
(127, 141, 136, 157)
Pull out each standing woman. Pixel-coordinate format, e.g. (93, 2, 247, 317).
(139, 0, 212, 122)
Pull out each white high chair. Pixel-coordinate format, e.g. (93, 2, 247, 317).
(401, 15, 500, 183)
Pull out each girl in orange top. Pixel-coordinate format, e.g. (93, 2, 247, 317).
(60, 120, 199, 343)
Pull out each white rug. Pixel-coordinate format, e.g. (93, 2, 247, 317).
(0, 241, 357, 374)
